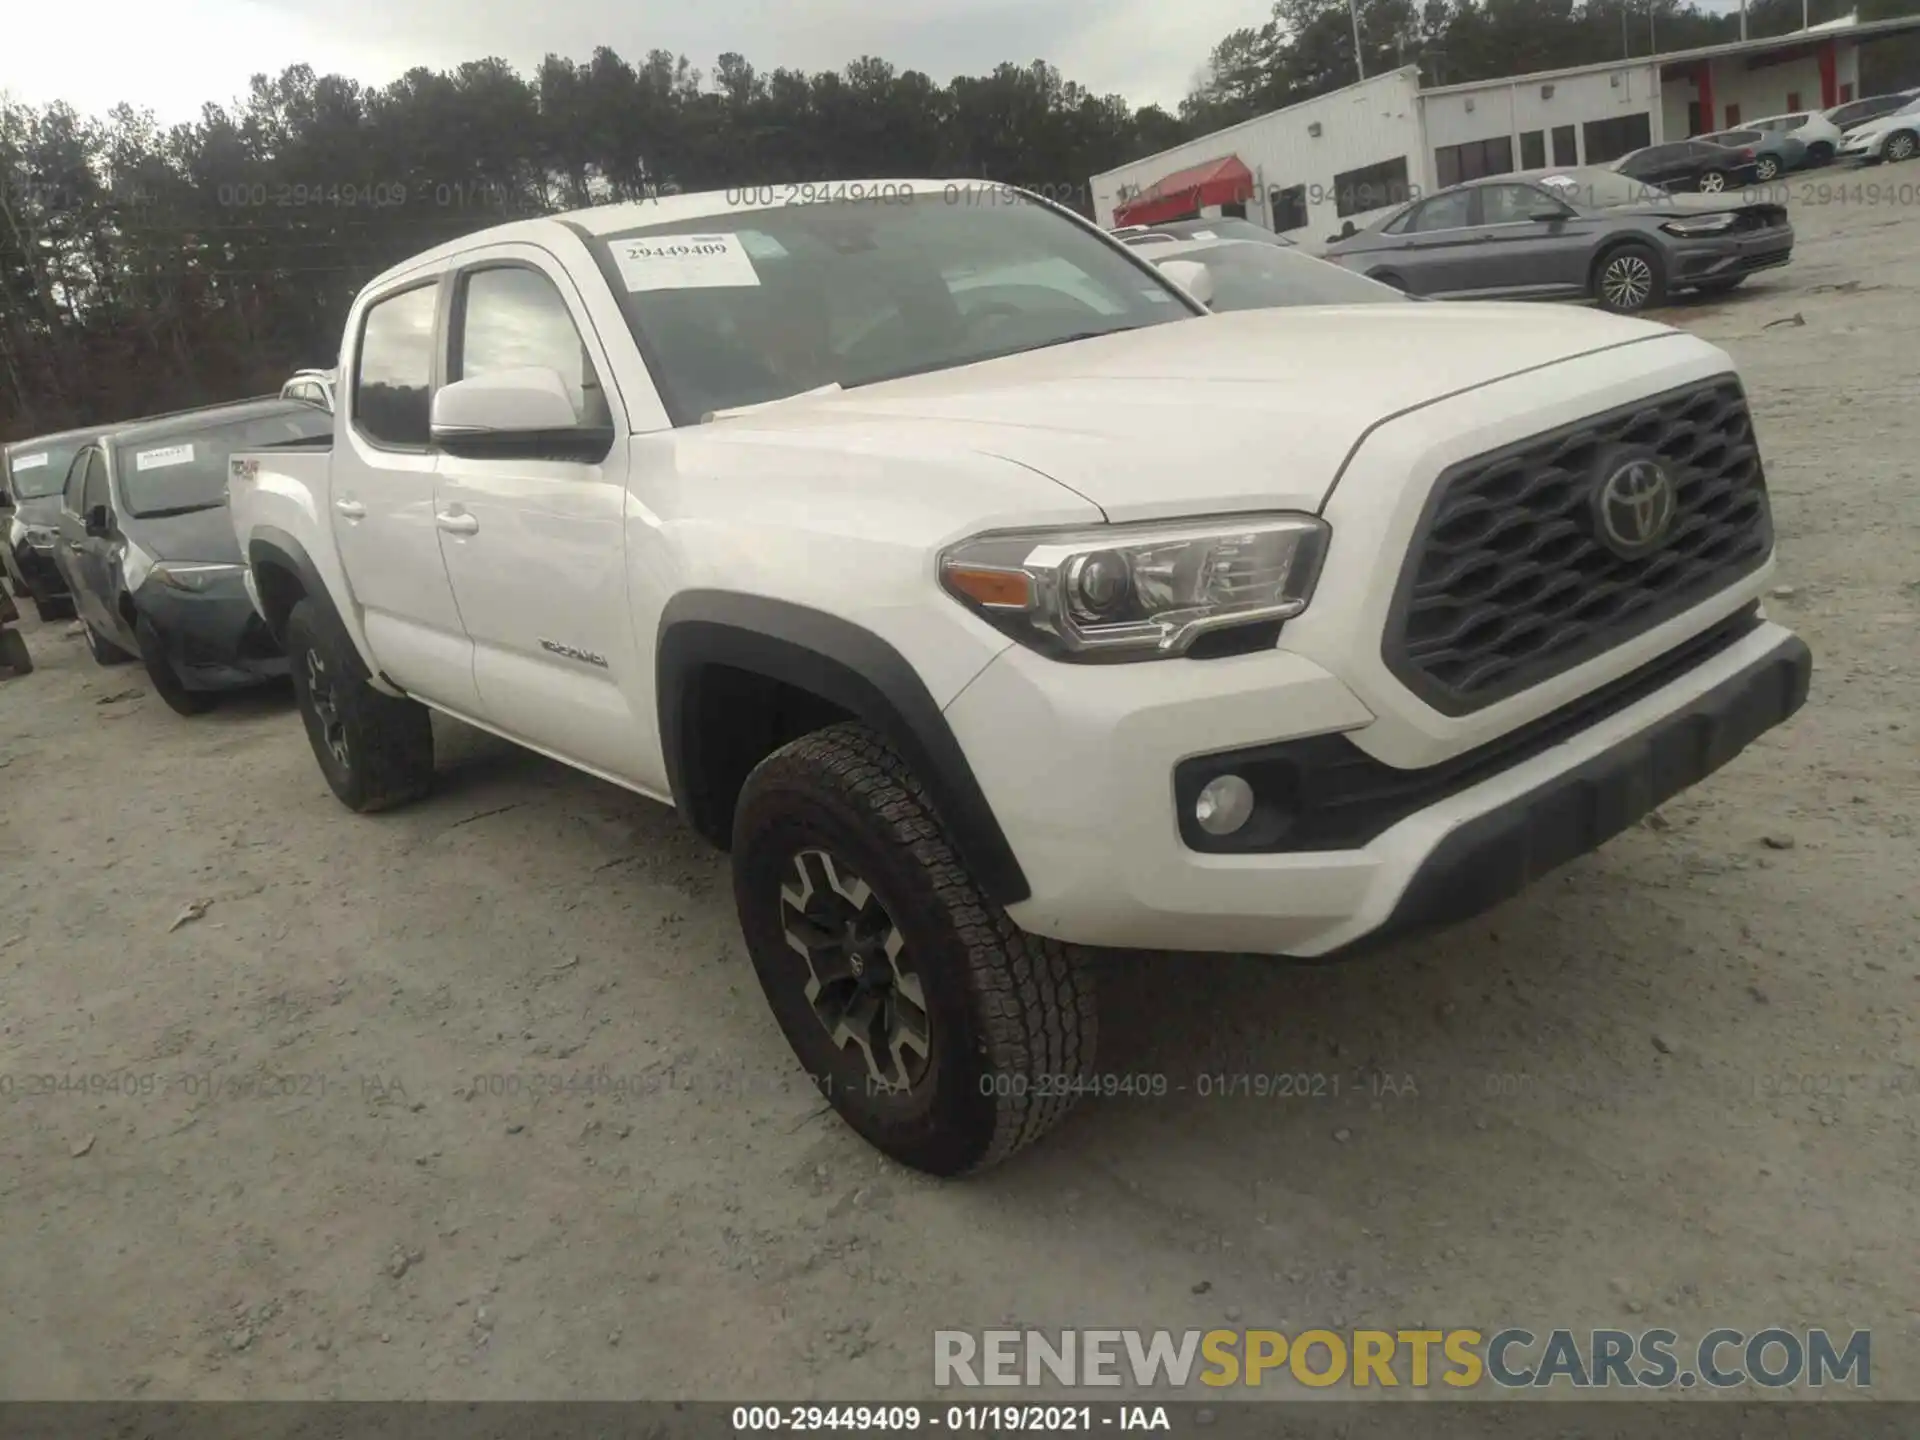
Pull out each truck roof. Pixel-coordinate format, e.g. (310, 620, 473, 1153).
(363, 178, 1004, 291)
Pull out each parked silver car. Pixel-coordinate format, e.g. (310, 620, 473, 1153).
(1322, 167, 1793, 313)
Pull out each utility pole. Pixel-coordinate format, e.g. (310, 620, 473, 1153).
(1623, 3, 1631, 58)
(1352, 0, 1367, 80)
(1740, 0, 1748, 41)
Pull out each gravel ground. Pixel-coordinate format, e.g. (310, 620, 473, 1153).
(1, 189, 1915, 1405)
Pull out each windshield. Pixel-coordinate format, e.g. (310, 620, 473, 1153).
(589, 190, 1194, 423)
(1164, 243, 1408, 311)
(113, 408, 333, 517)
(6, 440, 85, 500)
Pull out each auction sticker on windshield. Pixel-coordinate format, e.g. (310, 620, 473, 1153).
(11, 452, 49, 471)
(615, 234, 761, 291)
(135, 444, 196, 471)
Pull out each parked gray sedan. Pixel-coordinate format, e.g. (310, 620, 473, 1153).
(1322, 167, 1793, 314)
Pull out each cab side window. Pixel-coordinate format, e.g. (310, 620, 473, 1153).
(353, 284, 438, 449)
(80, 451, 111, 518)
(454, 266, 612, 429)
(1405, 190, 1474, 233)
(61, 449, 91, 514)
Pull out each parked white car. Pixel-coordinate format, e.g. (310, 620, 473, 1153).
(1143, 235, 1410, 309)
(1837, 96, 1920, 164)
(227, 179, 1809, 1176)
(280, 368, 336, 412)
(1746, 110, 1846, 165)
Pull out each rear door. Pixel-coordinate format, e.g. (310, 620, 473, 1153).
(1470, 183, 1596, 295)
(431, 245, 644, 780)
(53, 449, 101, 626)
(1379, 189, 1480, 294)
(75, 448, 136, 649)
(330, 275, 482, 713)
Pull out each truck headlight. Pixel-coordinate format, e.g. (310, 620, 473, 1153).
(8, 516, 55, 549)
(148, 561, 247, 592)
(940, 513, 1328, 661)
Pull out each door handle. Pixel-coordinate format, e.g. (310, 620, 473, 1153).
(334, 499, 367, 520)
(67, 540, 83, 552)
(435, 510, 479, 535)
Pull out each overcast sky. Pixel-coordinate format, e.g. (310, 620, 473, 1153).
(1, 0, 1301, 123)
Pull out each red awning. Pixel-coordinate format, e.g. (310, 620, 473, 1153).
(1113, 155, 1255, 227)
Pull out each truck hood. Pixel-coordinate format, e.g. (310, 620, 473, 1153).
(695, 305, 1674, 521)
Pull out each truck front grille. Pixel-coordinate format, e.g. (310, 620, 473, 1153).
(1384, 377, 1772, 715)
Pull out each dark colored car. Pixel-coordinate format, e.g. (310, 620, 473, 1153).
(1321, 167, 1792, 313)
(2, 428, 91, 619)
(50, 398, 332, 714)
(1613, 138, 1760, 193)
(1699, 127, 1807, 181)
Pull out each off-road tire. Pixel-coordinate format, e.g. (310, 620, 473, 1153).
(1593, 241, 1666, 314)
(84, 621, 135, 665)
(732, 721, 1098, 1177)
(0, 628, 31, 676)
(285, 597, 434, 812)
(135, 615, 214, 716)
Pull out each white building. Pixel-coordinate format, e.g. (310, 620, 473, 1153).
(1089, 13, 1920, 249)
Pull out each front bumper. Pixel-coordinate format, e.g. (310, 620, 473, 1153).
(950, 619, 1807, 957)
(4, 536, 69, 603)
(135, 575, 287, 690)
(1837, 136, 1885, 162)
(1670, 227, 1794, 285)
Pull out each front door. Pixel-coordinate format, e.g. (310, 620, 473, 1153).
(329, 277, 483, 714)
(1469, 183, 1597, 295)
(431, 248, 645, 781)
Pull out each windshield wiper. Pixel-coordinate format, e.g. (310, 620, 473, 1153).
(850, 324, 1154, 388)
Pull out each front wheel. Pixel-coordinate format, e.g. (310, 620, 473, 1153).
(731, 722, 1098, 1177)
(285, 597, 435, 812)
(1593, 243, 1666, 314)
(0, 628, 31, 676)
(1697, 169, 1728, 192)
(84, 621, 135, 666)
(1887, 130, 1918, 163)
(135, 615, 214, 716)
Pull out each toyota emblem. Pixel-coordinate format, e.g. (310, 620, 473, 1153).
(1592, 451, 1677, 558)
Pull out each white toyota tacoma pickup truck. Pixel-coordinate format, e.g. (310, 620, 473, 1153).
(229, 179, 1811, 1176)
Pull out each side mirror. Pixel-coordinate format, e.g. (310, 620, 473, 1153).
(85, 504, 111, 537)
(429, 368, 612, 461)
(1157, 259, 1216, 309)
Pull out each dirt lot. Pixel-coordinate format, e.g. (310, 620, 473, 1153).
(1, 188, 1916, 1406)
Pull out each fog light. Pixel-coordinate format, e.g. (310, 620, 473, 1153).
(1195, 774, 1255, 836)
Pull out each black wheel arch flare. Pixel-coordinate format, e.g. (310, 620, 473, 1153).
(655, 590, 1031, 908)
